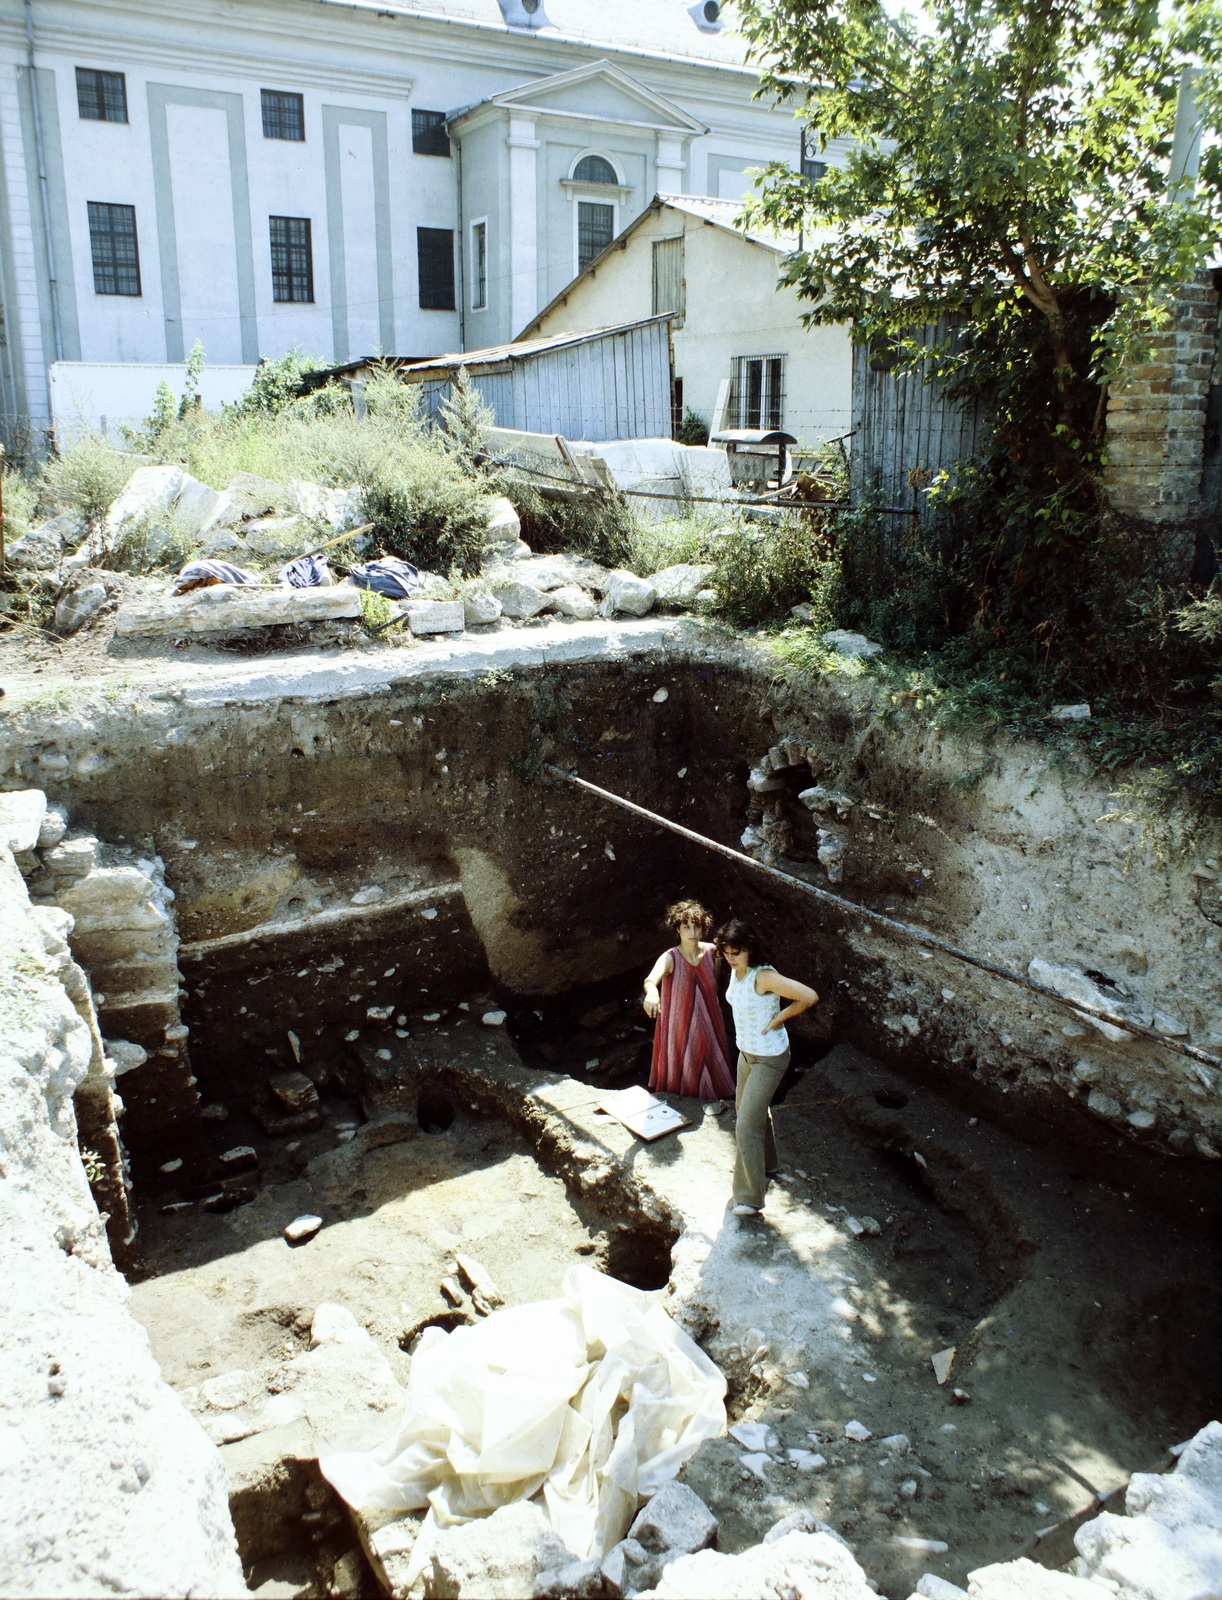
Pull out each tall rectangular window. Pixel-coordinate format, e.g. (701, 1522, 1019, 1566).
(471, 221, 487, 311)
(262, 89, 305, 141)
(578, 202, 614, 272)
(732, 353, 785, 430)
(270, 216, 313, 302)
(652, 236, 684, 322)
(87, 202, 140, 295)
(417, 227, 455, 310)
(412, 110, 450, 157)
(76, 68, 127, 123)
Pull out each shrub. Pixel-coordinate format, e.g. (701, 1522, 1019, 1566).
(711, 512, 843, 627)
(41, 433, 135, 561)
(109, 512, 194, 575)
(675, 410, 710, 447)
(439, 367, 494, 470)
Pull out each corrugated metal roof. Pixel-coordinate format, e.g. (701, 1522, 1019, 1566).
(396, 315, 674, 375)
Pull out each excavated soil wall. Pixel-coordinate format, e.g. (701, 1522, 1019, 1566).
(2, 649, 1220, 1221)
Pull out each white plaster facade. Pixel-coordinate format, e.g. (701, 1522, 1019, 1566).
(0, 0, 834, 447)
(522, 195, 853, 449)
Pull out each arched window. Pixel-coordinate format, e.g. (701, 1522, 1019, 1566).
(573, 154, 617, 185)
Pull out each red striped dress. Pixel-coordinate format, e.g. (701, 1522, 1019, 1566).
(649, 944, 736, 1101)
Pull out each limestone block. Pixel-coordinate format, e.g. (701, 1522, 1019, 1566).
(0, 791, 47, 853)
(598, 570, 657, 618)
(545, 585, 598, 620)
(964, 1558, 1100, 1598)
(485, 496, 522, 545)
(491, 579, 549, 619)
(628, 1481, 718, 1555)
(197, 490, 238, 537)
(505, 555, 609, 593)
(651, 564, 716, 606)
(104, 1039, 148, 1076)
(42, 837, 99, 878)
(425, 1500, 577, 1599)
(115, 584, 362, 637)
(288, 480, 362, 530)
(6, 516, 75, 570)
(637, 1529, 876, 1599)
(407, 600, 465, 635)
(54, 581, 109, 637)
(764, 1509, 854, 1553)
(56, 867, 172, 936)
(242, 517, 307, 556)
(821, 629, 883, 659)
(463, 588, 503, 626)
(172, 474, 223, 538)
(104, 464, 185, 538)
(226, 471, 286, 518)
(36, 805, 68, 850)
(1027, 958, 1132, 1044)
(533, 1556, 605, 1597)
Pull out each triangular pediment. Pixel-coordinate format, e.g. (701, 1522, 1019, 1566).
(489, 61, 706, 134)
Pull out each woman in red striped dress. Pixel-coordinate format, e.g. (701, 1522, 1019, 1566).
(642, 900, 736, 1101)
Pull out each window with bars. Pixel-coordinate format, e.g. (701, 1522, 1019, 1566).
(731, 353, 785, 430)
(262, 90, 305, 141)
(578, 202, 614, 272)
(76, 68, 127, 123)
(87, 202, 140, 295)
(417, 227, 455, 310)
(412, 110, 450, 157)
(269, 216, 313, 303)
(471, 221, 487, 311)
(802, 157, 827, 183)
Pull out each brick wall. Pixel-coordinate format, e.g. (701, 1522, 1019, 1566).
(1103, 272, 1221, 575)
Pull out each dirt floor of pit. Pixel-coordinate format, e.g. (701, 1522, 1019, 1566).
(123, 973, 1220, 1600)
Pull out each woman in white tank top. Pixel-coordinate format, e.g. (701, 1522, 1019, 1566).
(715, 918, 818, 1216)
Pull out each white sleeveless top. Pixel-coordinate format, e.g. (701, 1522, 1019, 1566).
(726, 967, 788, 1056)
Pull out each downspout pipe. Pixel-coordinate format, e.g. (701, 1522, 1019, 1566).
(453, 128, 465, 354)
(24, 0, 62, 436)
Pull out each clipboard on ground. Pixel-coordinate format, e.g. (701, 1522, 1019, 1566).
(596, 1085, 691, 1142)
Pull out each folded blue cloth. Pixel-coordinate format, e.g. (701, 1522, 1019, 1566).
(173, 560, 260, 593)
(279, 553, 332, 588)
(348, 557, 420, 600)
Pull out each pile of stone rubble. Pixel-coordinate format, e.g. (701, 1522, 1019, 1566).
(7, 460, 721, 641)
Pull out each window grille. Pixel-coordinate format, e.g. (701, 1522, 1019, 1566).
(472, 222, 487, 311)
(412, 111, 450, 157)
(802, 157, 827, 183)
(76, 68, 127, 123)
(731, 354, 785, 430)
(270, 216, 314, 303)
(573, 154, 616, 184)
(418, 228, 455, 310)
(87, 202, 140, 296)
(577, 202, 614, 272)
(652, 236, 684, 323)
(262, 90, 305, 141)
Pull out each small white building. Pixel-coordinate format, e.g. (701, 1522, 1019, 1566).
(519, 194, 852, 449)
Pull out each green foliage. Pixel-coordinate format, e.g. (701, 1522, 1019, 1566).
(177, 340, 206, 420)
(41, 433, 135, 560)
(80, 1147, 105, 1184)
(711, 513, 844, 628)
(675, 410, 710, 447)
(439, 367, 495, 469)
(108, 512, 194, 575)
(625, 511, 715, 576)
(2, 464, 36, 543)
(231, 347, 326, 418)
(504, 476, 637, 570)
(358, 586, 395, 631)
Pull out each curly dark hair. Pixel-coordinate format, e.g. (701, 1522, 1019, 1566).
(665, 899, 715, 936)
(714, 918, 772, 968)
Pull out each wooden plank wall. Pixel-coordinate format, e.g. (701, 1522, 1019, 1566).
(414, 321, 670, 440)
(851, 318, 988, 524)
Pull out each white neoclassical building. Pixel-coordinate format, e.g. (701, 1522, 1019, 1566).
(0, 0, 844, 445)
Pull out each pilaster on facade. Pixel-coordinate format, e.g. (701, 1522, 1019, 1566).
(0, 58, 50, 435)
(507, 112, 539, 339)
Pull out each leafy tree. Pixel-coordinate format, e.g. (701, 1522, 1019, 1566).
(439, 366, 495, 468)
(234, 346, 326, 417)
(177, 340, 206, 419)
(739, 0, 1222, 393)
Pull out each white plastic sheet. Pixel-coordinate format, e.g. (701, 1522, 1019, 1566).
(319, 1265, 726, 1567)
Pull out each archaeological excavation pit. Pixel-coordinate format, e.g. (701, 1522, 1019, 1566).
(4, 641, 1221, 1598)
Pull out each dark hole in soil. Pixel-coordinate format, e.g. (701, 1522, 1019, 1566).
(417, 1086, 456, 1133)
(401, 1310, 473, 1351)
(874, 1089, 909, 1109)
(878, 1144, 936, 1202)
(604, 1227, 674, 1292)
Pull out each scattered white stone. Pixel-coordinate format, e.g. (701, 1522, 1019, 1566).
(652, 687, 670, 703)
(915, 1575, 966, 1598)
(598, 569, 657, 618)
(787, 1448, 827, 1470)
(1028, 958, 1131, 1044)
(54, 582, 109, 636)
(0, 791, 48, 853)
(628, 1480, 718, 1555)
(651, 563, 717, 606)
(822, 628, 883, 659)
(845, 1215, 865, 1237)
(159, 1158, 183, 1174)
(366, 1004, 394, 1021)
(845, 1420, 872, 1442)
(894, 1536, 949, 1554)
(345, 1029, 360, 1041)
(545, 584, 599, 620)
(880, 1434, 911, 1453)
(1127, 1109, 1157, 1130)
(1087, 1088, 1123, 1122)
(860, 1216, 882, 1235)
(644, 1527, 875, 1599)
(430, 1498, 576, 1599)
(7, 516, 75, 570)
(483, 1010, 507, 1027)
(932, 1347, 956, 1385)
(200, 1103, 228, 1122)
(740, 1451, 772, 1481)
(284, 1215, 323, 1244)
(729, 1423, 775, 1452)
(423, 1013, 442, 1022)
(1052, 703, 1091, 720)
(351, 885, 385, 905)
(491, 579, 550, 619)
(899, 1478, 920, 1500)
(422, 908, 438, 920)
(463, 587, 503, 626)
(786, 1370, 811, 1388)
